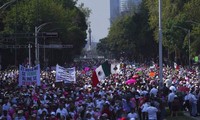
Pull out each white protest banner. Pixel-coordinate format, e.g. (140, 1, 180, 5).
(56, 64, 76, 83)
(19, 64, 41, 86)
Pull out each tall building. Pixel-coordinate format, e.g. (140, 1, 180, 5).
(110, 0, 120, 24)
(120, 0, 142, 14)
(120, 0, 129, 13)
(110, 0, 142, 24)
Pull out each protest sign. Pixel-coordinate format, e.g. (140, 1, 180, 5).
(18, 65, 41, 86)
(56, 64, 76, 83)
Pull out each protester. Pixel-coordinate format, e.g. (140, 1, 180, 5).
(171, 95, 180, 116)
(0, 59, 199, 120)
(146, 102, 158, 120)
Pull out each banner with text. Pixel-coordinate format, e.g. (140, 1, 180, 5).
(56, 64, 76, 83)
(19, 65, 41, 86)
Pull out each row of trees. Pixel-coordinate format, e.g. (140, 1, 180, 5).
(0, 0, 90, 68)
(97, 0, 200, 66)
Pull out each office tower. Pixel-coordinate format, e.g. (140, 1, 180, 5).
(120, 0, 142, 14)
(110, 0, 120, 24)
(110, 0, 142, 24)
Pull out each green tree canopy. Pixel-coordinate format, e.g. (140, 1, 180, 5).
(0, 0, 89, 67)
(97, 0, 157, 62)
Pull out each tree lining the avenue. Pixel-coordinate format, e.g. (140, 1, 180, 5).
(0, 0, 90, 67)
(97, 0, 200, 66)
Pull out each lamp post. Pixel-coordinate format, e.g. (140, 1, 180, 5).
(0, 0, 16, 11)
(28, 44, 32, 67)
(0, 0, 17, 65)
(186, 20, 200, 25)
(173, 26, 191, 67)
(158, 0, 163, 88)
(34, 22, 51, 65)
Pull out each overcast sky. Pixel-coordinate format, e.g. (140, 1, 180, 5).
(77, 0, 110, 42)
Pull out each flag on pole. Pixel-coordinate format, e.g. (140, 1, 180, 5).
(92, 61, 111, 87)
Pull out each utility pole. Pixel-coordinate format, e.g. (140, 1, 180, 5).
(28, 44, 32, 68)
(158, 0, 163, 88)
(34, 22, 51, 65)
(35, 26, 38, 65)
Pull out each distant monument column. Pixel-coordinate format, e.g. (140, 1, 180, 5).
(88, 25, 92, 51)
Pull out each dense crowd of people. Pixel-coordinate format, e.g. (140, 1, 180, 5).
(0, 60, 200, 120)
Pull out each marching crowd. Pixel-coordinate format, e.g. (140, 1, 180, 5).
(0, 60, 200, 120)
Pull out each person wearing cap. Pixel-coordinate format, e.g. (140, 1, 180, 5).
(49, 112, 58, 120)
(14, 110, 26, 120)
(99, 113, 108, 120)
(30, 113, 38, 120)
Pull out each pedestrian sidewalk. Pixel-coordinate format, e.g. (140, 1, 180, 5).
(183, 111, 200, 120)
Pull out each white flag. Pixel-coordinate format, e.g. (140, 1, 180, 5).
(111, 63, 121, 74)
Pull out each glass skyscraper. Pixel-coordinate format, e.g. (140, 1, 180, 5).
(110, 0, 120, 24)
(110, 0, 142, 24)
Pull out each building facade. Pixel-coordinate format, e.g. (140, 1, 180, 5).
(110, 0, 120, 24)
(110, 0, 142, 24)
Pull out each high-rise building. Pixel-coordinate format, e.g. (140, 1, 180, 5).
(110, 0, 142, 24)
(110, 0, 120, 24)
(120, 0, 142, 13)
(120, 0, 129, 13)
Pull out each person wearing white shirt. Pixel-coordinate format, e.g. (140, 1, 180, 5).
(169, 85, 176, 92)
(2, 100, 11, 111)
(127, 109, 138, 120)
(56, 104, 69, 119)
(37, 104, 48, 116)
(167, 90, 175, 114)
(146, 102, 158, 120)
(188, 92, 198, 117)
(150, 86, 158, 97)
(165, 78, 172, 88)
(184, 92, 190, 112)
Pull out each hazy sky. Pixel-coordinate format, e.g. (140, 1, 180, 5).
(77, 0, 110, 42)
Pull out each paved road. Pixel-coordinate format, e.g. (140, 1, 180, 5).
(183, 111, 200, 120)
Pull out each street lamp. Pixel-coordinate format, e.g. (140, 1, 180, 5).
(0, 0, 16, 11)
(173, 26, 191, 67)
(28, 44, 32, 67)
(34, 22, 51, 65)
(186, 20, 200, 25)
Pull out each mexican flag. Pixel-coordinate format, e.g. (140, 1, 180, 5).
(92, 61, 111, 87)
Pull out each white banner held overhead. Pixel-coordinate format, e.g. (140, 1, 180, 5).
(56, 65, 76, 83)
(19, 64, 41, 86)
